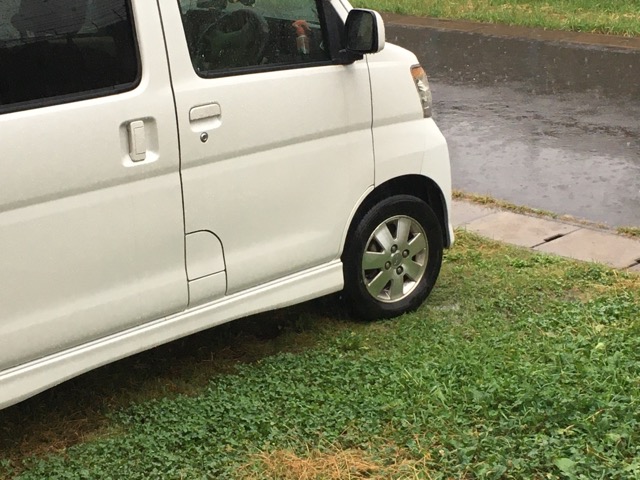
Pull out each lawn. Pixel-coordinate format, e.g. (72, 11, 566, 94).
(354, 0, 640, 36)
(1, 231, 639, 479)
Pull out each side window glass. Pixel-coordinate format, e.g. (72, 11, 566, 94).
(0, 0, 139, 111)
(178, 0, 332, 76)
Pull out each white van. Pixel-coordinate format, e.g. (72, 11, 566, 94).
(0, 0, 452, 409)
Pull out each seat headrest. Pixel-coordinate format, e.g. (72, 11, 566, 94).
(12, 0, 88, 37)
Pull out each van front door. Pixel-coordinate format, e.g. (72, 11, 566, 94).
(160, 0, 373, 298)
(0, 0, 187, 371)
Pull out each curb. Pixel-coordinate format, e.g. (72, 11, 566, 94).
(452, 199, 640, 273)
(383, 14, 640, 98)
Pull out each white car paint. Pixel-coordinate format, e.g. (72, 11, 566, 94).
(0, 3, 188, 373)
(0, 0, 453, 409)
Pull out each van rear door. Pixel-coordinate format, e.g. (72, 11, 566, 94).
(0, 0, 188, 371)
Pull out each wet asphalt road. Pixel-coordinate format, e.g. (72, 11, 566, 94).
(432, 81, 640, 227)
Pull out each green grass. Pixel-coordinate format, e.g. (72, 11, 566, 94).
(2, 231, 640, 479)
(354, 0, 640, 37)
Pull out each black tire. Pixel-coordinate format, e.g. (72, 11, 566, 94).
(342, 195, 443, 321)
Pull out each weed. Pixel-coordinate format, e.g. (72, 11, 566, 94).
(452, 190, 624, 235)
(237, 445, 430, 479)
(618, 226, 640, 238)
(452, 190, 560, 219)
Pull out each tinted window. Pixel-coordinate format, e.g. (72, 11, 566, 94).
(178, 0, 331, 76)
(0, 0, 139, 110)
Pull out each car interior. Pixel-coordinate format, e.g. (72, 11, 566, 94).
(179, 0, 333, 73)
(0, 0, 138, 108)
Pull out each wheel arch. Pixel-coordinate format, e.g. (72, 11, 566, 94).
(341, 175, 451, 259)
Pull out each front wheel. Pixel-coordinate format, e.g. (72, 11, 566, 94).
(343, 195, 443, 320)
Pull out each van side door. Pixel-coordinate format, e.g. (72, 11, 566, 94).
(0, 0, 187, 371)
(159, 0, 374, 299)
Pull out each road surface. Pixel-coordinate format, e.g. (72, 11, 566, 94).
(432, 81, 640, 227)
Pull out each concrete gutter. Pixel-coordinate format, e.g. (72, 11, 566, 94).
(383, 14, 640, 98)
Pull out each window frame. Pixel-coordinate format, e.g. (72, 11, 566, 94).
(182, 0, 346, 80)
(0, 0, 143, 115)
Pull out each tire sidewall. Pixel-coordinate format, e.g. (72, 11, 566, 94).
(343, 195, 443, 320)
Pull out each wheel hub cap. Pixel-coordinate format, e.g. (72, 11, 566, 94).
(361, 215, 429, 303)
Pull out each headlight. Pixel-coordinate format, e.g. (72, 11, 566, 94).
(411, 65, 432, 118)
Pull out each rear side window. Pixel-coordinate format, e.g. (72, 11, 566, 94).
(178, 0, 332, 77)
(0, 0, 139, 112)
